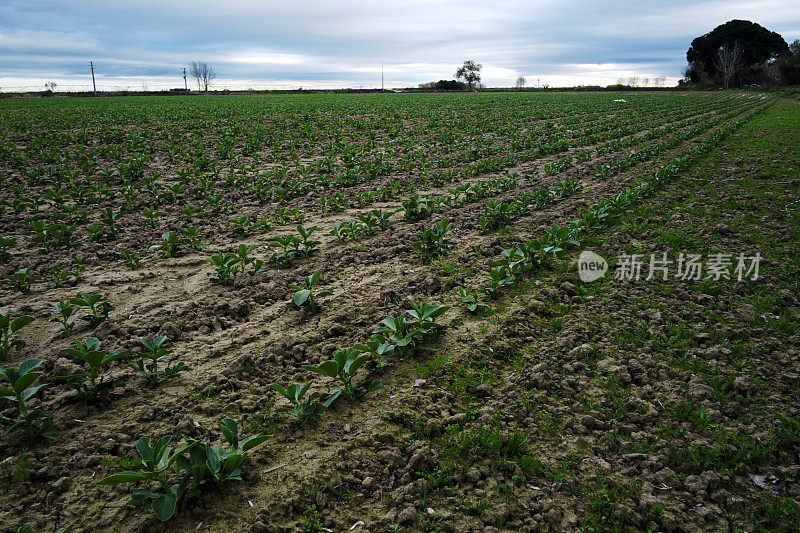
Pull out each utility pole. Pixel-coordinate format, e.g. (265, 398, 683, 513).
(182, 67, 187, 90)
(381, 65, 384, 91)
(90, 61, 97, 95)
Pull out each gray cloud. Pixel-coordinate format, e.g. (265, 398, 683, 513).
(1, 0, 798, 90)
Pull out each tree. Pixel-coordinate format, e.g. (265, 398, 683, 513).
(777, 39, 800, 85)
(714, 43, 746, 89)
(44, 82, 57, 92)
(455, 60, 482, 91)
(686, 20, 788, 86)
(515, 76, 526, 90)
(190, 61, 217, 92)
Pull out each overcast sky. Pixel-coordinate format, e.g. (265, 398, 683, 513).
(1, 0, 798, 91)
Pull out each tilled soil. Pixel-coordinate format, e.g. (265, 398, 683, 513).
(0, 92, 796, 532)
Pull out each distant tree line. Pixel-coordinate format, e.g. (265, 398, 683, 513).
(418, 79, 468, 91)
(683, 19, 800, 87)
(419, 60, 483, 91)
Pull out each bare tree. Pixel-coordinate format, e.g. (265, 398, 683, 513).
(44, 81, 57, 91)
(713, 43, 745, 89)
(190, 61, 217, 92)
(515, 76, 526, 90)
(455, 60, 482, 91)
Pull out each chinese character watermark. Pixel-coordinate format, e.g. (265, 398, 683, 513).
(578, 251, 761, 282)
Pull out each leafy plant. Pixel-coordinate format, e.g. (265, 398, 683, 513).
(51, 300, 76, 335)
(270, 383, 341, 423)
(6, 267, 38, 294)
(142, 207, 164, 228)
(372, 314, 415, 351)
(327, 221, 362, 242)
(297, 225, 320, 256)
(356, 211, 379, 235)
(403, 194, 434, 221)
(372, 209, 396, 230)
(98, 207, 122, 240)
(0, 313, 35, 360)
(0, 237, 14, 263)
(207, 253, 240, 284)
(290, 271, 332, 312)
(179, 226, 204, 251)
(149, 232, 181, 258)
(406, 301, 449, 341)
(303, 348, 381, 399)
(129, 336, 187, 384)
(456, 286, 490, 313)
(0, 359, 55, 440)
(268, 234, 300, 266)
(119, 250, 141, 269)
(62, 337, 125, 399)
(49, 263, 71, 286)
(69, 292, 114, 328)
(412, 218, 452, 260)
(481, 266, 515, 300)
(478, 199, 515, 231)
(353, 335, 394, 370)
(98, 419, 269, 521)
(233, 244, 259, 272)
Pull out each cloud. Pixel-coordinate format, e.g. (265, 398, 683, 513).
(1, 0, 798, 91)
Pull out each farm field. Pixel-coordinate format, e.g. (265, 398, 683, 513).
(0, 91, 798, 532)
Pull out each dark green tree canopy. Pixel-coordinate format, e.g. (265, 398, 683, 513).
(687, 19, 788, 72)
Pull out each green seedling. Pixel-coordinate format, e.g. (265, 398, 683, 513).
(456, 286, 490, 313)
(268, 234, 301, 265)
(289, 271, 332, 312)
(207, 253, 241, 285)
(303, 348, 381, 398)
(407, 301, 449, 341)
(0, 313, 34, 360)
(119, 250, 141, 269)
(69, 292, 114, 328)
(270, 383, 341, 423)
(478, 199, 515, 231)
(98, 419, 268, 521)
(353, 335, 395, 370)
(403, 194, 434, 221)
(62, 337, 125, 399)
(129, 336, 187, 384)
(69, 256, 86, 281)
(481, 266, 515, 300)
(372, 209, 395, 230)
(327, 221, 362, 242)
(0, 359, 55, 440)
(49, 263, 71, 286)
(297, 225, 320, 256)
(51, 301, 77, 335)
(6, 267, 38, 294)
(0, 237, 14, 262)
(98, 207, 122, 240)
(179, 226, 204, 251)
(412, 218, 452, 261)
(357, 212, 379, 235)
(98, 435, 194, 521)
(233, 244, 257, 272)
(149, 232, 181, 258)
(143, 207, 164, 228)
(373, 314, 416, 352)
